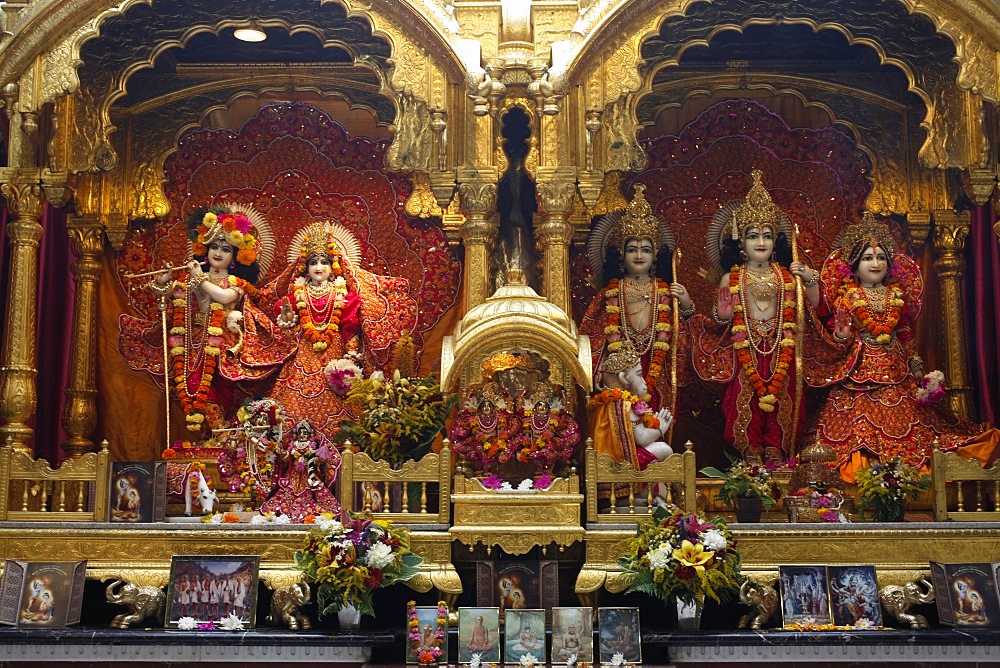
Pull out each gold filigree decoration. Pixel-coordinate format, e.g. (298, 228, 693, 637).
(386, 92, 432, 172)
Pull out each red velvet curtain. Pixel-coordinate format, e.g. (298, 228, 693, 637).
(966, 204, 1000, 424)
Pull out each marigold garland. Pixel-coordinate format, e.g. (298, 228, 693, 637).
(836, 278, 903, 346)
(407, 600, 447, 664)
(729, 264, 796, 412)
(604, 278, 673, 392)
(294, 270, 348, 352)
(168, 274, 252, 430)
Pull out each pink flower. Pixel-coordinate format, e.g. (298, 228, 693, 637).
(535, 474, 553, 490)
(481, 474, 503, 489)
(234, 215, 251, 233)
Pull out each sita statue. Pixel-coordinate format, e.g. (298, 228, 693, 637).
(260, 418, 340, 522)
(579, 184, 694, 470)
(688, 170, 843, 466)
(814, 212, 985, 480)
(119, 204, 285, 435)
(247, 220, 417, 438)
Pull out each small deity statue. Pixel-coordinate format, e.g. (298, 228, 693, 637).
(260, 419, 340, 522)
(449, 382, 520, 476)
(511, 383, 580, 475)
(216, 398, 285, 507)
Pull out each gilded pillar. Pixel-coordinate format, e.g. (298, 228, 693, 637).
(932, 210, 973, 419)
(457, 177, 498, 311)
(535, 179, 576, 314)
(61, 214, 104, 458)
(0, 181, 46, 453)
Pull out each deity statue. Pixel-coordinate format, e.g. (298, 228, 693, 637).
(511, 383, 581, 475)
(216, 398, 286, 507)
(689, 170, 842, 465)
(119, 205, 284, 434)
(260, 419, 340, 521)
(449, 382, 520, 476)
(814, 212, 984, 480)
(248, 221, 417, 438)
(579, 185, 694, 470)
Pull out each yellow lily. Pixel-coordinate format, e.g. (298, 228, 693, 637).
(672, 539, 715, 576)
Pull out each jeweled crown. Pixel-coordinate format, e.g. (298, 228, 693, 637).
(608, 184, 663, 253)
(731, 169, 782, 240)
(839, 211, 895, 264)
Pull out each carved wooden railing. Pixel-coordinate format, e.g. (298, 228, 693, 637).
(932, 441, 1000, 521)
(0, 439, 110, 521)
(339, 443, 451, 525)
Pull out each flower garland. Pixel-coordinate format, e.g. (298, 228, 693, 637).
(604, 278, 673, 391)
(168, 274, 253, 431)
(294, 275, 348, 352)
(729, 265, 796, 412)
(586, 387, 645, 409)
(631, 400, 661, 430)
(476, 413, 511, 464)
(407, 600, 448, 665)
(837, 280, 903, 346)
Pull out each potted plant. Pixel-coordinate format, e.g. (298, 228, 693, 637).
(855, 457, 930, 522)
(619, 505, 742, 629)
(700, 457, 780, 522)
(294, 513, 423, 627)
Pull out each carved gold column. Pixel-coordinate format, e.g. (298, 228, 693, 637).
(932, 210, 973, 419)
(61, 214, 104, 458)
(457, 175, 498, 311)
(0, 180, 46, 453)
(535, 178, 576, 314)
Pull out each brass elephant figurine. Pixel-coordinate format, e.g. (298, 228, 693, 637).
(880, 579, 935, 629)
(266, 581, 312, 630)
(106, 578, 166, 629)
(738, 578, 779, 630)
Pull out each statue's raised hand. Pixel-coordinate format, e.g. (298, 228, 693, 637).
(716, 285, 734, 320)
(833, 306, 851, 342)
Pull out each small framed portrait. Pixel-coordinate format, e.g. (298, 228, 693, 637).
(551, 607, 593, 663)
(0, 560, 87, 628)
(109, 461, 167, 522)
(165, 556, 259, 629)
(458, 607, 500, 664)
(504, 609, 546, 664)
(779, 565, 832, 626)
(827, 565, 882, 627)
(476, 560, 558, 624)
(406, 605, 449, 665)
(949, 564, 1000, 626)
(597, 607, 641, 664)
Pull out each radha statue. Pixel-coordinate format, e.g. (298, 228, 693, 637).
(119, 205, 284, 434)
(689, 170, 843, 465)
(248, 221, 417, 438)
(814, 212, 984, 480)
(579, 185, 694, 470)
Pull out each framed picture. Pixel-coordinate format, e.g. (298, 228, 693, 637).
(827, 565, 882, 627)
(109, 461, 167, 522)
(0, 560, 87, 628)
(931, 562, 1000, 627)
(551, 606, 593, 663)
(165, 556, 259, 628)
(504, 609, 546, 664)
(406, 605, 448, 665)
(779, 565, 832, 626)
(476, 560, 558, 624)
(597, 607, 641, 664)
(457, 607, 500, 664)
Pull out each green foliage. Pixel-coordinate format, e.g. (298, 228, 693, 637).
(700, 455, 780, 510)
(855, 457, 930, 522)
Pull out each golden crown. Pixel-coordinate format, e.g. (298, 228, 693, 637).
(608, 184, 664, 253)
(525, 382, 558, 409)
(297, 226, 341, 264)
(601, 340, 641, 375)
(731, 170, 783, 240)
(839, 211, 895, 263)
(480, 351, 531, 380)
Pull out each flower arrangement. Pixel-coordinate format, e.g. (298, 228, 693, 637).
(480, 474, 553, 491)
(700, 456, 780, 511)
(336, 370, 455, 465)
(789, 486, 850, 523)
(324, 352, 363, 395)
(855, 457, 930, 522)
(916, 370, 946, 406)
(407, 600, 448, 665)
(619, 505, 742, 607)
(294, 512, 422, 618)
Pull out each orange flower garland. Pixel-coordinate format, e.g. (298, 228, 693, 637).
(837, 279, 903, 346)
(168, 274, 253, 430)
(604, 278, 673, 392)
(294, 275, 348, 352)
(729, 264, 796, 412)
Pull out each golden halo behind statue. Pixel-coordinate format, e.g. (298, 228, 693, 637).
(285, 220, 362, 268)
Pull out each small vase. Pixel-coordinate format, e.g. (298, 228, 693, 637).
(338, 603, 362, 629)
(735, 497, 764, 523)
(675, 597, 702, 630)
